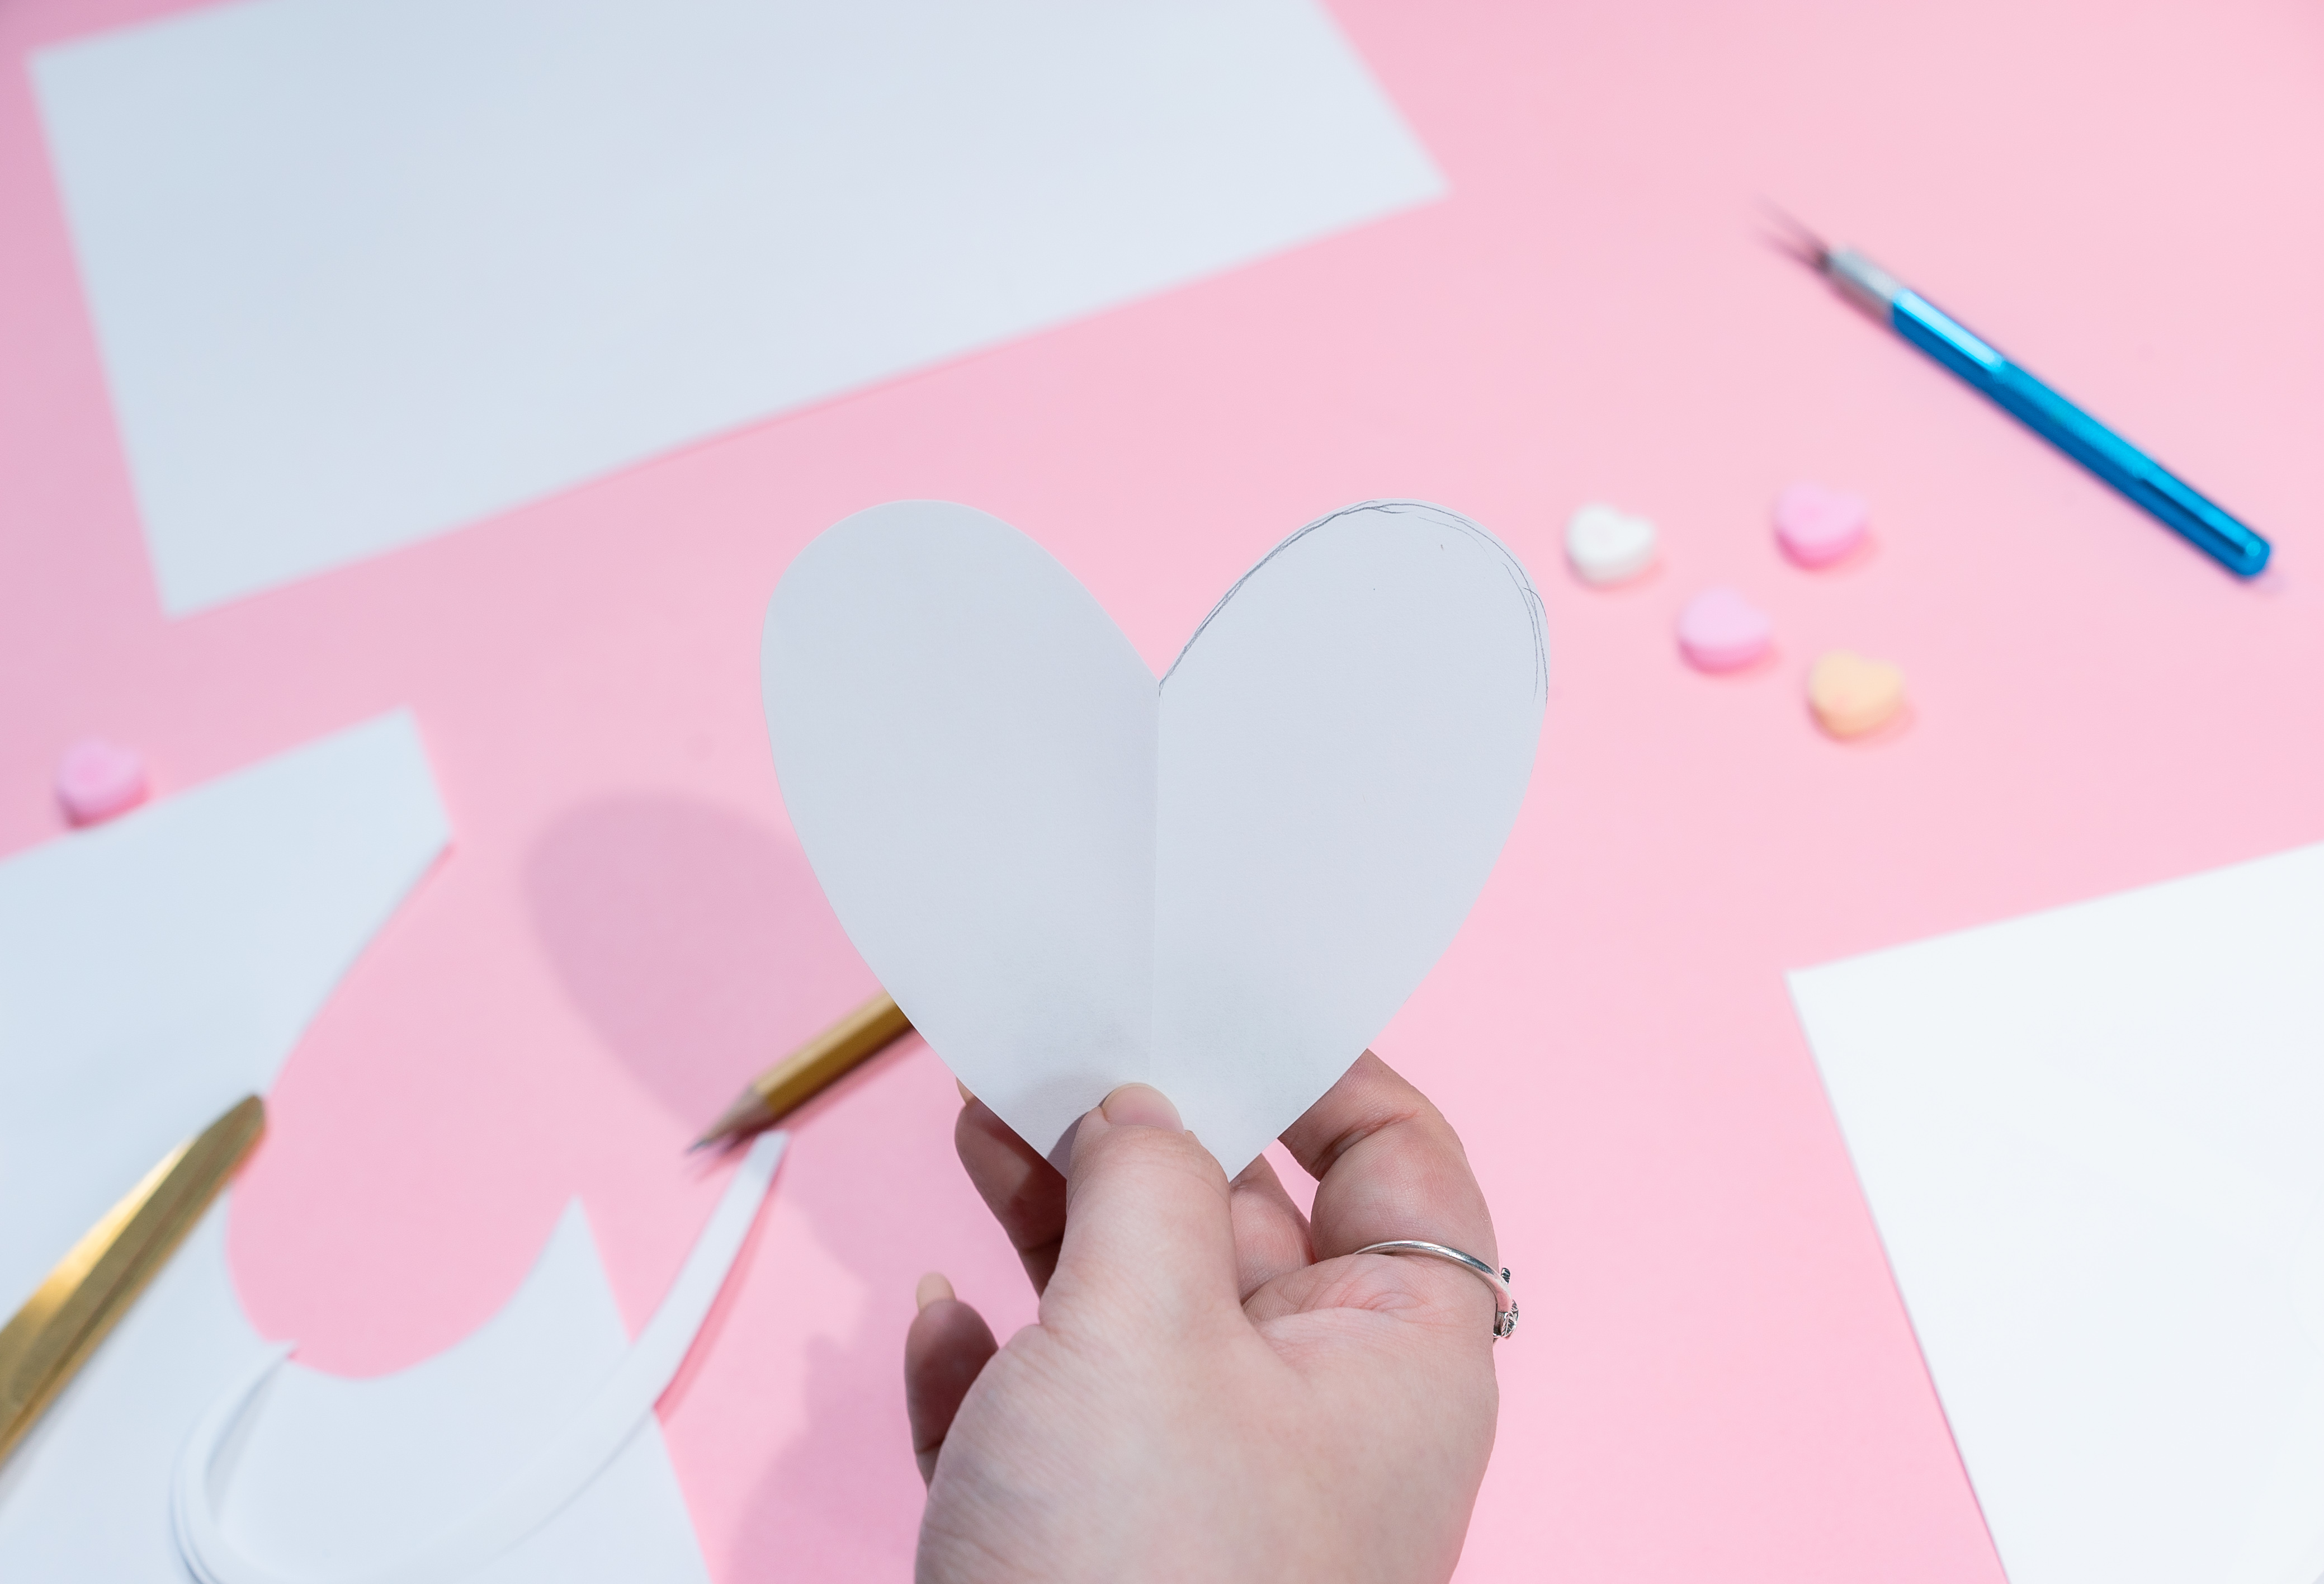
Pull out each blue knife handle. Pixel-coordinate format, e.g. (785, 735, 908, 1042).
(1890, 290, 2271, 577)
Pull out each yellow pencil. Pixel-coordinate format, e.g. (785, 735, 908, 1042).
(691, 992, 913, 1151)
(0, 1095, 265, 1465)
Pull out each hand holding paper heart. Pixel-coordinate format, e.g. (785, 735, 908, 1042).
(907, 1054, 1503, 1581)
(761, 499, 1546, 1171)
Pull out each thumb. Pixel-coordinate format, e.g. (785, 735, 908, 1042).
(1045, 1085, 1241, 1342)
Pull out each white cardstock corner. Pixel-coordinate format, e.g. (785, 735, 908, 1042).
(761, 499, 1545, 1173)
(1791, 842, 2324, 1584)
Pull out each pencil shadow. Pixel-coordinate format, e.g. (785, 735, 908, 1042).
(523, 794, 876, 1128)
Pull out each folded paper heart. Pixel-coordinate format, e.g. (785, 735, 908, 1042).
(1773, 483, 1869, 567)
(762, 501, 1547, 1173)
(1564, 502, 1657, 586)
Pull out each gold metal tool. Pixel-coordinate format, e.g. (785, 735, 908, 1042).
(0, 1095, 266, 1465)
(692, 992, 913, 1151)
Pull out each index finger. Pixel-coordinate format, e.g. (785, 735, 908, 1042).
(1278, 1050, 1496, 1268)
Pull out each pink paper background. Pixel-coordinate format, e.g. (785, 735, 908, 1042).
(5, 1, 2323, 1577)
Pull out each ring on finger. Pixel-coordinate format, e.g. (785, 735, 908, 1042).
(1351, 1240, 1517, 1340)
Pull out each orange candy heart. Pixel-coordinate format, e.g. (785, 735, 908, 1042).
(1808, 651, 1906, 738)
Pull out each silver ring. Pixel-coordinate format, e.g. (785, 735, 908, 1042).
(1351, 1240, 1517, 1340)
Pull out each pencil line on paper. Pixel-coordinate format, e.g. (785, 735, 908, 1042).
(1159, 500, 1547, 697)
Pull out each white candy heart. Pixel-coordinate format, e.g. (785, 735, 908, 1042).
(762, 500, 1547, 1172)
(1563, 502, 1657, 586)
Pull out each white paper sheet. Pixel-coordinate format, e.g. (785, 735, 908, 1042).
(0, 711, 448, 1322)
(0, 711, 451, 1571)
(762, 500, 1544, 1174)
(1789, 843, 2324, 1584)
(33, 0, 1444, 615)
(0, 713, 734, 1581)
(0, 1206, 282, 1577)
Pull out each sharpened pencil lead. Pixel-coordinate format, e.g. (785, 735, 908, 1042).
(683, 993, 913, 1158)
(1755, 200, 1831, 272)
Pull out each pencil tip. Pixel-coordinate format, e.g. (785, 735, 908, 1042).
(1754, 198, 1830, 271)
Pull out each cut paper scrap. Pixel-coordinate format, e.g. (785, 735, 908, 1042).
(173, 1133, 784, 1584)
(762, 499, 1546, 1175)
(0, 712, 448, 1325)
(0, 712, 739, 1583)
(32, 0, 1443, 615)
(1, 1198, 713, 1584)
(0, 713, 449, 1573)
(1789, 842, 2324, 1584)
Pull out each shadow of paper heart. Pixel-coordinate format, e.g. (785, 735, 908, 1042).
(524, 795, 879, 1125)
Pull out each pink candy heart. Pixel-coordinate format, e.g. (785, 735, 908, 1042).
(1676, 587, 1773, 672)
(55, 738, 149, 826)
(1774, 483, 1869, 567)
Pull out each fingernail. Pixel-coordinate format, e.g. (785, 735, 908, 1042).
(915, 1270, 955, 1310)
(955, 1078, 976, 1105)
(1100, 1083, 1181, 1130)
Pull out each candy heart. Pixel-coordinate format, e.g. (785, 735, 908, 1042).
(55, 738, 148, 826)
(1774, 482, 1869, 567)
(1675, 587, 1773, 672)
(1808, 650, 1906, 738)
(1564, 501, 1657, 586)
(762, 500, 1547, 1173)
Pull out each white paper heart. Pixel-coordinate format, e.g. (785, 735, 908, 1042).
(761, 500, 1546, 1172)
